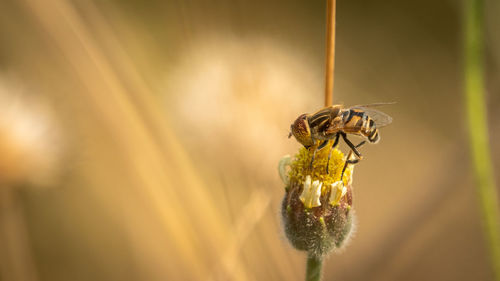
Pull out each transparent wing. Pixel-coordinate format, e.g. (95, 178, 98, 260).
(351, 102, 396, 108)
(351, 106, 393, 127)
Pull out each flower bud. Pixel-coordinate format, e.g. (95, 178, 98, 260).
(279, 147, 354, 257)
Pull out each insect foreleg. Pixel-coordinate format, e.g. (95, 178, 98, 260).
(317, 140, 330, 150)
(326, 133, 340, 173)
(309, 140, 328, 169)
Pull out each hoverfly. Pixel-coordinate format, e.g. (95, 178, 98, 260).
(288, 103, 393, 175)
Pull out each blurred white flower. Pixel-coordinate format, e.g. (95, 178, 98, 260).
(164, 34, 323, 174)
(0, 79, 63, 188)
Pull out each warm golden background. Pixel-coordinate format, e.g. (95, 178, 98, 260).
(0, 0, 499, 280)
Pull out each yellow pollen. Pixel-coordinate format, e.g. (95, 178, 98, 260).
(288, 146, 353, 189)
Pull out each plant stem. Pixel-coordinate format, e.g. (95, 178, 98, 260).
(0, 188, 39, 281)
(324, 0, 336, 107)
(464, 0, 500, 280)
(306, 253, 323, 281)
(308, 1, 336, 279)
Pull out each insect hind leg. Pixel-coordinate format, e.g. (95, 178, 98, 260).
(339, 133, 366, 180)
(341, 133, 364, 159)
(340, 154, 359, 181)
(355, 140, 366, 149)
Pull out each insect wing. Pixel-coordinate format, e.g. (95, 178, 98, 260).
(351, 106, 393, 127)
(350, 102, 396, 108)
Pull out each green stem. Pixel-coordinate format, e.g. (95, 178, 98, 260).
(306, 254, 323, 281)
(464, 0, 500, 280)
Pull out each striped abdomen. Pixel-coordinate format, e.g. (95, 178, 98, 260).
(343, 109, 380, 143)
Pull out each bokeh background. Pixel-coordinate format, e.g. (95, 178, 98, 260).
(0, 0, 499, 280)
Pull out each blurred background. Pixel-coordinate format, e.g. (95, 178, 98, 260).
(0, 0, 499, 280)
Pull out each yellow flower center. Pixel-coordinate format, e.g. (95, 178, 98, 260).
(288, 146, 353, 189)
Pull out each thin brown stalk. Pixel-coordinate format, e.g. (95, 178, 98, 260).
(306, 1, 337, 280)
(324, 0, 336, 107)
(0, 188, 39, 281)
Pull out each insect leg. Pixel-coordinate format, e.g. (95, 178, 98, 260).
(310, 140, 328, 169)
(340, 151, 360, 181)
(355, 140, 366, 148)
(317, 140, 330, 150)
(326, 133, 340, 173)
(339, 134, 366, 180)
(340, 133, 363, 159)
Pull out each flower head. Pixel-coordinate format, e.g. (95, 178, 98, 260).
(279, 146, 355, 257)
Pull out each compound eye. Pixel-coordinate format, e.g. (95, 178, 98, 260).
(290, 114, 313, 147)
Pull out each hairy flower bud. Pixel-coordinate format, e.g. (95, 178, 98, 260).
(279, 147, 355, 258)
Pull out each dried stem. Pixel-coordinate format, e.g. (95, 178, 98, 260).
(0, 188, 39, 281)
(463, 0, 500, 279)
(304, 1, 336, 280)
(306, 0, 335, 281)
(324, 0, 336, 107)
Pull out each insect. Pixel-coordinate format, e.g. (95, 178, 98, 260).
(288, 103, 393, 175)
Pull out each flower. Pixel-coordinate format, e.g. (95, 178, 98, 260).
(0, 80, 63, 188)
(279, 146, 355, 258)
